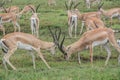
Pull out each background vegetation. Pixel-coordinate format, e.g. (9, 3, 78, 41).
(0, 0, 120, 80)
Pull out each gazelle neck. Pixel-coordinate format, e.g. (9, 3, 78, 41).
(39, 40, 55, 50)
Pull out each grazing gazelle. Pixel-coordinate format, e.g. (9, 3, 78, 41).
(29, 4, 40, 38)
(98, 3, 120, 26)
(74, 9, 103, 34)
(49, 27, 120, 65)
(18, 4, 35, 17)
(0, 32, 56, 70)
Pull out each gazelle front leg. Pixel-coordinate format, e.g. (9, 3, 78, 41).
(36, 49, 51, 69)
(78, 52, 81, 64)
(3, 48, 17, 70)
(89, 44, 93, 64)
(80, 21, 84, 34)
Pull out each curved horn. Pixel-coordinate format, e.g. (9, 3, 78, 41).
(58, 35, 67, 55)
(2, 6, 7, 13)
(73, 2, 80, 9)
(36, 4, 40, 12)
(69, 1, 74, 10)
(28, 5, 36, 13)
(98, 2, 104, 10)
(65, 1, 68, 10)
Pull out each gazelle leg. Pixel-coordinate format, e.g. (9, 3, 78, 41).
(103, 43, 111, 66)
(36, 49, 51, 69)
(15, 22, 20, 32)
(29, 51, 36, 69)
(89, 44, 93, 64)
(108, 33, 120, 64)
(68, 25, 72, 37)
(3, 48, 17, 70)
(13, 22, 17, 32)
(80, 21, 84, 34)
(74, 18, 77, 38)
(78, 52, 81, 64)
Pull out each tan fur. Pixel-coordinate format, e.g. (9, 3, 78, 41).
(1, 32, 56, 70)
(0, 6, 20, 13)
(0, 12, 20, 32)
(19, 5, 35, 15)
(99, 8, 120, 25)
(56, 28, 120, 65)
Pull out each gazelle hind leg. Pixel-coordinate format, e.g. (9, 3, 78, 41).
(103, 43, 111, 66)
(3, 47, 17, 70)
(29, 51, 36, 69)
(78, 52, 81, 64)
(108, 34, 120, 64)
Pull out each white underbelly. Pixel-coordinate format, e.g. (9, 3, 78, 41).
(112, 13, 119, 18)
(92, 38, 108, 47)
(17, 41, 34, 50)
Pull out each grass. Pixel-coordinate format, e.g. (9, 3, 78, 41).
(0, 0, 120, 80)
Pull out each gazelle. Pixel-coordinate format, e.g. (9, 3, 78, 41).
(49, 27, 120, 65)
(74, 9, 103, 34)
(65, 1, 79, 38)
(29, 4, 40, 38)
(0, 32, 56, 70)
(48, 0, 56, 6)
(0, 6, 20, 13)
(0, 10, 20, 32)
(98, 3, 120, 26)
(18, 4, 35, 17)
(85, 0, 101, 9)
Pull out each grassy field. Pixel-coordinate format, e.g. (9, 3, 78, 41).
(0, 0, 120, 80)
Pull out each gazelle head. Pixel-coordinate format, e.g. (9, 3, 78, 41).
(28, 4, 40, 14)
(49, 27, 71, 60)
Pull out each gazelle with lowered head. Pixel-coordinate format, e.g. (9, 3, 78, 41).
(0, 31, 57, 70)
(74, 8, 104, 34)
(65, 1, 79, 38)
(98, 3, 120, 26)
(18, 4, 35, 17)
(0, 5, 20, 32)
(29, 4, 40, 38)
(49, 27, 120, 65)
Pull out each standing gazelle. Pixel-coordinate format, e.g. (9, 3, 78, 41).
(65, 1, 80, 38)
(98, 3, 120, 26)
(0, 32, 56, 70)
(74, 9, 103, 34)
(29, 4, 40, 38)
(49, 27, 120, 65)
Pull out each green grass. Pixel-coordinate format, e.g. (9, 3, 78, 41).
(0, 0, 120, 80)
